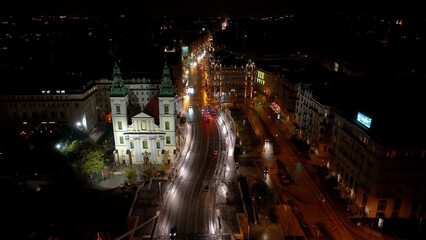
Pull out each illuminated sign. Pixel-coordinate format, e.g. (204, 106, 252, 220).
(357, 112, 372, 128)
(182, 46, 188, 56)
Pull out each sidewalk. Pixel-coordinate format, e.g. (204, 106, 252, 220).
(93, 163, 171, 189)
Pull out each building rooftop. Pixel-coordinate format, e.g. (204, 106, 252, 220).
(331, 75, 426, 147)
(142, 92, 160, 125)
(211, 52, 252, 67)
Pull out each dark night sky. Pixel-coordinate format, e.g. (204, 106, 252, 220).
(1, 0, 423, 18)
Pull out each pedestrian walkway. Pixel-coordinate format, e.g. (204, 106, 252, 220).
(94, 163, 171, 189)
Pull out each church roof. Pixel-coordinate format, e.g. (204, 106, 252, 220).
(142, 92, 160, 125)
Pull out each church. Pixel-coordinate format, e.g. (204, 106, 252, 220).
(110, 62, 178, 166)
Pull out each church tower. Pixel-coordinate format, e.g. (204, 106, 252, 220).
(110, 62, 129, 165)
(158, 62, 177, 165)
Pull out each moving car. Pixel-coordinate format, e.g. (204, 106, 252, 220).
(170, 227, 177, 237)
(264, 167, 269, 174)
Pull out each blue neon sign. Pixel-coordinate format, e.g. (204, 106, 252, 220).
(357, 112, 372, 128)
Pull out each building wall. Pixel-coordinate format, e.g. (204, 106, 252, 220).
(329, 112, 426, 219)
(110, 96, 129, 164)
(0, 77, 161, 135)
(0, 88, 98, 132)
(276, 75, 310, 123)
(208, 60, 255, 99)
(125, 79, 161, 109)
(254, 69, 278, 98)
(295, 87, 333, 160)
(159, 97, 178, 165)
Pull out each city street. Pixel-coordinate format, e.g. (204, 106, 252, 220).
(239, 96, 399, 240)
(152, 40, 400, 240)
(153, 49, 232, 239)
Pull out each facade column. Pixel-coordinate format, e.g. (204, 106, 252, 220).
(135, 138, 141, 164)
(113, 150, 119, 165)
(150, 138, 157, 163)
(161, 137, 165, 165)
(126, 139, 131, 164)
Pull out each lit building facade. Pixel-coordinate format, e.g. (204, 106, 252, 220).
(110, 62, 178, 166)
(329, 111, 426, 219)
(254, 69, 278, 98)
(208, 57, 255, 99)
(0, 72, 161, 135)
(295, 86, 334, 161)
(0, 84, 99, 133)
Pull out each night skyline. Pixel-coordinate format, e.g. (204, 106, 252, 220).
(1, 2, 426, 239)
(1, 0, 424, 18)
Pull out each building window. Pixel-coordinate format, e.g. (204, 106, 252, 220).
(165, 121, 170, 130)
(157, 142, 161, 149)
(164, 105, 169, 114)
(166, 136, 171, 144)
(411, 200, 420, 215)
(376, 200, 387, 217)
(116, 105, 121, 114)
(119, 136, 124, 144)
(130, 141, 134, 149)
(393, 198, 402, 211)
(143, 141, 148, 149)
(118, 121, 122, 130)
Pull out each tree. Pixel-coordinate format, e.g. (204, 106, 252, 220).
(60, 140, 107, 174)
(61, 140, 96, 159)
(79, 149, 106, 174)
(125, 168, 137, 184)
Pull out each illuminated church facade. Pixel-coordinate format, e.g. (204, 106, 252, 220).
(110, 62, 178, 166)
